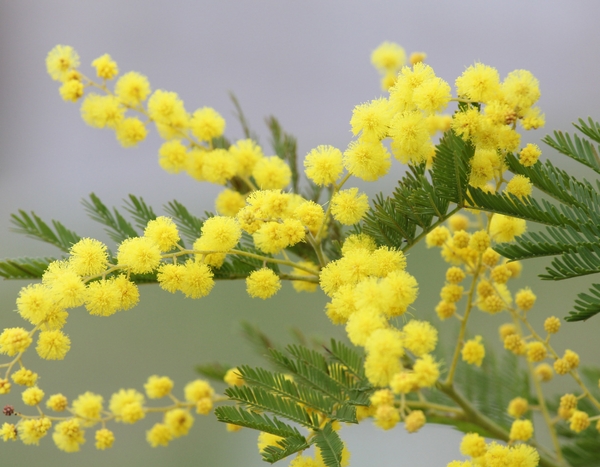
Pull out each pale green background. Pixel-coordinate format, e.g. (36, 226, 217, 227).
(1, 1, 600, 466)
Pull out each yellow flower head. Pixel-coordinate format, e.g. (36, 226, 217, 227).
(215, 189, 246, 217)
(343, 140, 391, 181)
(412, 77, 452, 114)
(304, 145, 344, 186)
(52, 418, 86, 452)
(502, 69, 540, 112)
(505, 175, 532, 199)
(180, 261, 214, 298)
(16, 284, 52, 325)
(158, 140, 188, 174)
(331, 188, 369, 225)
(519, 143, 542, 167)
(230, 139, 264, 177)
(202, 148, 237, 185)
(72, 391, 104, 424)
(92, 53, 118, 80)
(455, 63, 501, 103)
(460, 432, 487, 458)
(84, 279, 121, 316)
(146, 422, 173, 447)
(164, 408, 194, 437)
(374, 404, 400, 431)
(22, 386, 45, 406)
(253, 156, 292, 190)
(389, 111, 431, 164)
(350, 98, 393, 142)
(19, 418, 52, 445)
(115, 71, 151, 105)
(116, 118, 148, 147)
(81, 94, 125, 129)
(184, 379, 214, 403)
(148, 89, 188, 127)
(190, 107, 225, 142)
(46, 394, 68, 412)
(509, 419, 533, 441)
(345, 307, 387, 347)
(462, 336, 485, 367)
(145, 375, 174, 399)
(95, 428, 115, 450)
(404, 410, 426, 433)
(413, 354, 440, 388)
(36, 329, 71, 360)
(46, 45, 80, 82)
(109, 388, 145, 423)
(371, 42, 406, 73)
(544, 316, 561, 334)
(197, 216, 242, 253)
(402, 320, 438, 357)
(117, 237, 162, 274)
(489, 214, 526, 243)
(144, 217, 180, 252)
(246, 268, 281, 299)
(0, 327, 32, 356)
(59, 79, 84, 102)
(12, 368, 38, 387)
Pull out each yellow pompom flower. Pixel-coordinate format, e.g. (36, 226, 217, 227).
(147, 89, 188, 127)
(47, 394, 68, 412)
(461, 335, 485, 366)
(92, 53, 118, 80)
(345, 307, 387, 347)
(554, 358, 571, 375)
(389, 62, 436, 112)
(197, 216, 242, 252)
(404, 410, 426, 433)
(253, 156, 292, 189)
(331, 188, 369, 225)
(156, 263, 186, 293)
(521, 106, 545, 130)
(158, 140, 188, 174)
(374, 404, 400, 431)
(533, 363, 554, 383)
(144, 375, 174, 399)
(113, 275, 140, 310)
(46, 45, 80, 82)
(0, 327, 32, 356)
(505, 175, 532, 199)
(489, 214, 526, 242)
(146, 423, 173, 447)
(343, 140, 391, 181)
(1, 423, 18, 442)
(455, 62, 501, 103)
(230, 139, 264, 177)
(504, 334, 526, 356)
(509, 419, 533, 441)
(180, 261, 214, 298)
(22, 386, 45, 406)
(371, 247, 407, 277)
(440, 284, 463, 303)
(80, 94, 125, 129)
(390, 371, 418, 394)
(11, 368, 38, 387)
(412, 77, 452, 114)
(426, 226, 450, 247)
(389, 111, 431, 164)
(59, 79, 84, 102)
(95, 428, 115, 450)
(117, 237, 162, 274)
(72, 392, 103, 424)
(526, 342, 547, 363)
(224, 368, 244, 386)
(202, 148, 237, 185)
(246, 268, 281, 299)
(380, 269, 419, 317)
(502, 69, 540, 112)
(413, 354, 440, 388)
(435, 300, 456, 320)
(507, 397, 529, 418)
(515, 287, 536, 311)
(371, 42, 406, 73)
(469, 230, 490, 253)
(36, 329, 71, 360)
(190, 107, 225, 141)
(460, 433, 487, 458)
(564, 349, 580, 369)
(52, 418, 86, 452)
(293, 201, 324, 236)
(252, 222, 288, 254)
(519, 143, 542, 167)
(84, 279, 121, 316)
(215, 189, 246, 217)
(115, 117, 148, 147)
(115, 71, 151, 105)
(350, 98, 393, 142)
(184, 379, 214, 403)
(364, 328, 404, 386)
(109, 388, 145, 423)
(16, 284, 52, 325)
(569, 410, 590, 433)
(144, 217, 180, 252)
(0, 379, 11, 394)
(165, 408, 194, 437)
(304, 145, 344, 186)
(544, 316, 561, 334)
(446, 267, 466, 284)
(19, 418, 52, 445)
(452, 230, 470, 249)
(402, 320, 438, 357)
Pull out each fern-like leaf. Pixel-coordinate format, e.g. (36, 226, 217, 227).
(214, 405, 305, 439)
(266, 116, 299, 193)
(82, 193, 138, 243)
(565, 284, 600, 322)
(261, 436, 312, 464)
(313, 422, 344, 467)
(163, 200, 203, 246)
(225, 385, 320, 429)
(195, 362, 231, 382)
(543, 129, 600, 175)
(0, 257, 56, 279)
(123, 195, 157, 231)
(10, 210, 81, 252)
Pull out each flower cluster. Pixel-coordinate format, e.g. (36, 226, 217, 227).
(2, 41, 599, 467)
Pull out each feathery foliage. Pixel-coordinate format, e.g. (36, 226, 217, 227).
(10, 210, 81, 252)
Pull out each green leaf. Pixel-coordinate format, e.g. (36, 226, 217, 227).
(313, 422, 344, 467)
(261, 436, 312, 464)
(543, 129, 600, 175)
(10, 210, 81, 252)
(431, 130, 472, 206)
(225, 385, 320, 429)
(82, 193, 138, 243)
(0, 257, 56, 279)
(325, 339, 366, 382)
(565, 284, 600, 322)
(214, 405, 305, 439)
(229, 92, 260, 142)
(122, 195, 157, 231)
(265, 116, 299, 193)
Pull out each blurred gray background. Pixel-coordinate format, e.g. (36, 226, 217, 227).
(1, 1, 600, 466)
